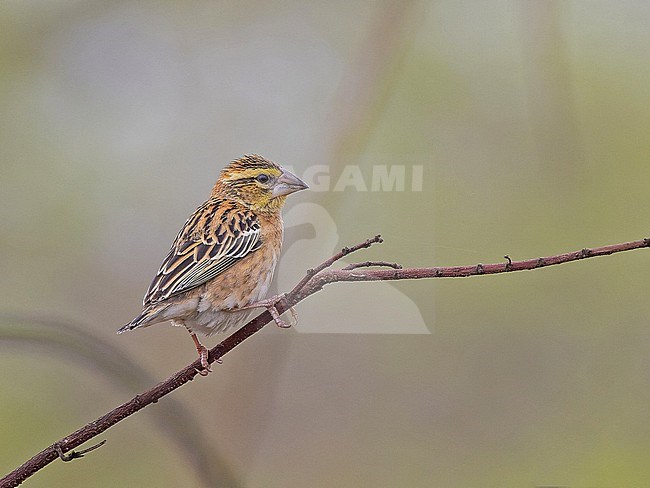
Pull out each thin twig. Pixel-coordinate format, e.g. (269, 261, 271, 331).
(289, 234, 383, 296)
(306, 238, 650, 288)
(2, 236, 649, 487)
(342, 261, 402, 271)
(55, 440, 106, 462)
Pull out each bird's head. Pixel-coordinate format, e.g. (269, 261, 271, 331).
(212, 155, 308, 213)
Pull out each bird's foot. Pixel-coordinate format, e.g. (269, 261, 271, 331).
(195, 344, 212, 376)
(243, 293, 297, 329)
(190, 333, 214, 376)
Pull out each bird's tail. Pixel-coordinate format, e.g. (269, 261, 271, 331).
(117, 305, 163, 334)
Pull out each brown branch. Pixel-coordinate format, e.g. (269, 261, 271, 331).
(0, 314, 240, 488)
(301, 238, 650, 289)
(289, 234, 383, 295)
(342, 261, 403, 271)
(2, 236, 649, 487)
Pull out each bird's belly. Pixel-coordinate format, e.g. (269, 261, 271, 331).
(183, 255, 277, 336)
(182, 307, 258, 336)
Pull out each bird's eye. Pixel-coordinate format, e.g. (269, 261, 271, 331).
(256, 174, 270, 184)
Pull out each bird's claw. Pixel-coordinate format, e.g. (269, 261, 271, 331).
(287, 306, 298, 327)
(267, 302, 291, 328)
(196, 345, 212, 376)
(190, 332, 214, 376)
(255, 293, 298, 329)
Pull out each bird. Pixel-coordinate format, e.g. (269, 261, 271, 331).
(119, 154, 309, 374)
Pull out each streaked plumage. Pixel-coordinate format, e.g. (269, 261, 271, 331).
(119, 154, 308, 373)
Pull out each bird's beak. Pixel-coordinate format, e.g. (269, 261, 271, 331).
(272, 168, 309, 198)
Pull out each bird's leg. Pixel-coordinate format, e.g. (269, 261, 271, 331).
(236, 293, 297, 329)
(188, 331, 214, 376)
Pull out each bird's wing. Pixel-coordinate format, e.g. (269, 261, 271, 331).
(143, 199, 262, 305)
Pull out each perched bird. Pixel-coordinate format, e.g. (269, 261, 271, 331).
(119, 155, 308, 374)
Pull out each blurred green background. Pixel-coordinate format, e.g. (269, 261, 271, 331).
(2, 1, 650, 487)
